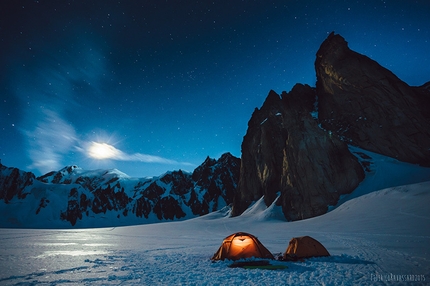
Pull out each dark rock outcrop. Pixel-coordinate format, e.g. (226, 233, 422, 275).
(0, 164, 35, 202)
(60, 188, 82, 226)
(232, 86, 365, 220)
(316, 32, 430, 166)
(233, 32, 430, 221)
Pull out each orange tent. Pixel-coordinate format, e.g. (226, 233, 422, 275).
(283, 236, 330, 260)
(212, 232, 274, 261)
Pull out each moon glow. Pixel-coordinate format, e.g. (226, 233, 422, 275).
(88, 142, 119, 160)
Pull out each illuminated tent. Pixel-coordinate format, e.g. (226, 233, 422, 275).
(283, 236, 330, 260)
(211, 232, 275, 261)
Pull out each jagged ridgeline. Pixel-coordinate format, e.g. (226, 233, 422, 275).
(0, 153, 240, 227)
(1, 32, 429, 227)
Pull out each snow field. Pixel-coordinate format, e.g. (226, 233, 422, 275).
(1, 180, 429, 285)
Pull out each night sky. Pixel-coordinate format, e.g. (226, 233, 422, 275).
(1, 1, 429, 178)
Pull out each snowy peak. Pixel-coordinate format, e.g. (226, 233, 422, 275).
(37, 165, 82, 184)
(188, 153, 241, 215)
(37, 166, 132, 193)
(0, 153, 240, 228)
(192, 152, 239, 182)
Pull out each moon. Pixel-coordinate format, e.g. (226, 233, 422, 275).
(88, 142, 119, 160)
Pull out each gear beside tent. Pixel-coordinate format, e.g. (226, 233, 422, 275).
(282, 236, 330, 261)
(211, 232, 275, 261)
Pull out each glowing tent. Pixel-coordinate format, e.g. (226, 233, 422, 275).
(283, 236, 330, 260)
(211, 232, 275, 261)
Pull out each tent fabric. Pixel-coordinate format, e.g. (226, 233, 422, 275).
(283, 236, 330, 260)
(211, 232, 275, 261)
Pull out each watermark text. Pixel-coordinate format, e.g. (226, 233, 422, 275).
(370, 273, 426, 282)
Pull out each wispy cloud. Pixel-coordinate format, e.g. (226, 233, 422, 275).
(12, 34, 193, 174)
(11, 35, 107, 173)
(84, 142, 193, 166)
(25, 110, 77, 173)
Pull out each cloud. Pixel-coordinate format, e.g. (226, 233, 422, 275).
(11, 32, 192, 173)
(26, 110, 77, 173)
(85, 141, 192, 165)
(10, 34, 108, 174)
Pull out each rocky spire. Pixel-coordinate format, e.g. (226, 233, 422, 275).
(232, 85, 365, 220)
(315, 32, 430, 166)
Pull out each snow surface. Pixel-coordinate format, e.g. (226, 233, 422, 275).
(1, 150, 430, 285)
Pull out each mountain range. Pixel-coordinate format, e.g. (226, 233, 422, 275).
(1, 32, 429, 228)
(0, 153, 240, 227)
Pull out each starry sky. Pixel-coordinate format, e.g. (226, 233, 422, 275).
(1, 0, 429, 178)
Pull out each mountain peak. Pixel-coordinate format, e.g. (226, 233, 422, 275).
(59, 165, 80, 174)
(233, 32, 430, 220)
(316, 32, 349, 60)
(315, 32, 430, 166)
(261, 90, 281, 110)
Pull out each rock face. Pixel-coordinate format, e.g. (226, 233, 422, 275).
(316, 32, 430, 166)
(0, 165, 35, 203)
(232, 86, 365, 220)
(0, 153, 240, 227)
(233, 32, 430, 221)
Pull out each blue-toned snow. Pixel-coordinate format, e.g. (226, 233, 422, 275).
(0, 148, 429, 285)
